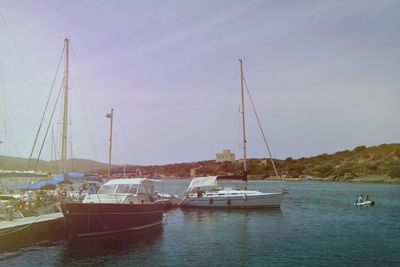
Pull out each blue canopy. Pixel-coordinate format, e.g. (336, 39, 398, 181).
(9, 172, 86, 190)
(47, 174, 68, 185)
(47, 172, 87, 185)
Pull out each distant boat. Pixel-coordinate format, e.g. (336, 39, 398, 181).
(61, 178, 165, 239)
(354, 200, 375, 207)
(179, 59, 286, 209)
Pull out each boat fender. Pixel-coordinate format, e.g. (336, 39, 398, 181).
(209, 198, 213, 204)
(227, 198, 231, 205)
(243, 194, 247, 201)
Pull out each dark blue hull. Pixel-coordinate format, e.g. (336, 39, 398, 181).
(61, 203, 164, 239)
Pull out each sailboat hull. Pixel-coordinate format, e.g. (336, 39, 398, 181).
(179, 192, 284, 209)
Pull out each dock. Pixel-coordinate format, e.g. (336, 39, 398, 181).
(0, 212, 66, 250)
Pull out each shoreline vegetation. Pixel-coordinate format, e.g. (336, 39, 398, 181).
(1, 143, 399, 184)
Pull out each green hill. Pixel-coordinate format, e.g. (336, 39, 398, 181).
(1, 143, 399, 183)
(0, 156, 111, 175)
(111, 143, 400, 183)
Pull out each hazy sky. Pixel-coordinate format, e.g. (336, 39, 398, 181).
(0, 0, 399, 165)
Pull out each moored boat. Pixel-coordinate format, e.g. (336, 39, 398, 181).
(179, 176, 284, 209)
(61, 178, 164, 239)
(179, 59, 286, 209)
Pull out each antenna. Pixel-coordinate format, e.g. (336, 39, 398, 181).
(106, 108, 114, 178)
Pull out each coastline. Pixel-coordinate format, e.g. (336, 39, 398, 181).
(261, 175, 399, 184)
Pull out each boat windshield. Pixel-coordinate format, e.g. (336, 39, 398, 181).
(115, 184, 138, 194)
(97, 184, 138, 194)
(97, 184, 117, 194)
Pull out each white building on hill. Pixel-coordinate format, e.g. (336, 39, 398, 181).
(216, 149, 235, 162)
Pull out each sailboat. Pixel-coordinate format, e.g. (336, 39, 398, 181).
(179, 59, 286, 209)
(57, 39, 165, 239)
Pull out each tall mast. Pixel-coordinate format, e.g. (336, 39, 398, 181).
(107, 108, 114, 178)
(239, 58, 247, 181)
(61, 38, 69, 174)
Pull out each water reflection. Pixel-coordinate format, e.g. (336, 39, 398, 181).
(182, 208, 282, 223)
(60, 226, 163, 265)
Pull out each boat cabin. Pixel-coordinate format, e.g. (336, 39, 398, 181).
(82, 178, 156, 204)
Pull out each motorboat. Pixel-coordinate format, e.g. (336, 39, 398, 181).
(179, 176, 285, 209)
(61, 178, 165, 239)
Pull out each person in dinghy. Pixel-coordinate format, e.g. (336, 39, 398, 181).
(357, 194, 364, 204)
(355, 194, 375, 206)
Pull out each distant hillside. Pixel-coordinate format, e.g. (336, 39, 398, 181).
(109, 143, 400, 183)
(289, 143, 400, 183)
(0, 156, 111, 174)
(1, 143, 400, 183)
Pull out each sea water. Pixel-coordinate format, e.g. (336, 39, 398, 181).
(0, 180, 399, 267)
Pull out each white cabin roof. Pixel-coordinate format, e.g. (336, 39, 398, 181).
(103, 178, 154, 186)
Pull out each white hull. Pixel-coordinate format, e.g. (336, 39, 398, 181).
(354, 200, 375, 207)
(180, 192, 284, 209)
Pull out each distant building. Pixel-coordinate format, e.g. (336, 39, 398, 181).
(216, 149, 235, 162)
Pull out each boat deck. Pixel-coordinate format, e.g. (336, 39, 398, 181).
(0, 212, 65, 250)
(0, 212, 64, 229)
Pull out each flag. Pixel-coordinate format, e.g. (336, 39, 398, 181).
(106, 113, 112, 118)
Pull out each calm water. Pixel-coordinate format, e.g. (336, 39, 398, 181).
(1, 180, 399, 266)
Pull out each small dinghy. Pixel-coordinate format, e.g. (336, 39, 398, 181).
(354, 200, 375, 207)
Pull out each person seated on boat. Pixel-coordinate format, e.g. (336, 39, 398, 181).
(357, 194, 364, 203)
(196, 187, 203, 198)
(365, 194, 369, 201)
(87, 184, 96, 195)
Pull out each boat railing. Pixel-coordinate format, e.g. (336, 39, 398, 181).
(96, 193, 102, 203)
(114, 194, 120, 203)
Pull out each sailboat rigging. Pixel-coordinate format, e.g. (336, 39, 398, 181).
(60, 38, 69, 174)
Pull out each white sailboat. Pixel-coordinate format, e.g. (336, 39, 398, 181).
(179, 59, 286, 209)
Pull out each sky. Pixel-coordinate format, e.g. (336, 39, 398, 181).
(0, 0, 399, 166)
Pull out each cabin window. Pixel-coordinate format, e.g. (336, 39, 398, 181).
(98, 184, 117, 194)
(115, 184, 131, 194)
(137, 185, 151, 194)
(128, 185, 138, 194)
